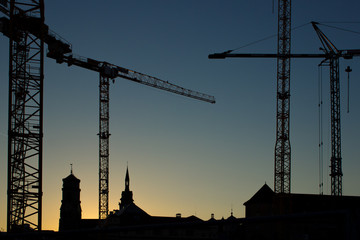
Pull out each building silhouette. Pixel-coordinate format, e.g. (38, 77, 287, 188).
(59, 169, 81, 231)
(54, 170, 360, 240)
(242, 183, 360, 239)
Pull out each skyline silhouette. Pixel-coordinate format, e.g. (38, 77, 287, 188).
(1, 0, 360, 231)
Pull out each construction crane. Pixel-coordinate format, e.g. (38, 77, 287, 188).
(209, 23, 359, 197)
(209, 0, 293, 194)
(0, 0, 46, 232)
(1, 0, 215, 231)
(0, 0, 75, 231)
(48, 53, 215, 220)
(45, 34, 215, 221)
(311, 22, 360, 196)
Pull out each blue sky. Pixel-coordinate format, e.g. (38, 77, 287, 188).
(1, 0, 360, 231)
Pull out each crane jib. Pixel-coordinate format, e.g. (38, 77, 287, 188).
(118, 74, 216, 104)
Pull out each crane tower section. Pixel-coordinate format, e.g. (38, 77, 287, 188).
(6, 0, 44, 231)
(329, 57, 342, 196)
(99, 74, 110, 219)
(274, 0, 291, 194)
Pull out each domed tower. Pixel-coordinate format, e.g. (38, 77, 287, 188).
(119, 166, 134, 210)
(59, 168, 82, 231)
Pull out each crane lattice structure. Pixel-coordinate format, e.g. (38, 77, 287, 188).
(209, 20, 359, 197)
(1, 0, 215, 231)
(0, 0, 45, 231)
(275, 0, 292, 194)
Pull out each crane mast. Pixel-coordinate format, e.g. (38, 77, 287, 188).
(99, 75, 110, 219)
(275, 0, 291, 194)
(5, 0, 44, 231)
(329, 56, 342, 196)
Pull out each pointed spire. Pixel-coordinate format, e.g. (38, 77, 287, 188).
(125, 165, 130, 191)
(120, 164, 134, 209)
(70, 163, 73, 174)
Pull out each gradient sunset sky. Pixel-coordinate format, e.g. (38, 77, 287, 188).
(1, 0, 360, 231)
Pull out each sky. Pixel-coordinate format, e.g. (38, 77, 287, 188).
(1, 0, 360, 231)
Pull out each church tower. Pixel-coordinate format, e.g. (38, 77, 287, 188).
(59, 167, 82, 231)
(119, 166, 134, 209)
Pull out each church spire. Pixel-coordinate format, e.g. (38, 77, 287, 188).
(120, 165, 134, 210)
(125, 165, 130, 191)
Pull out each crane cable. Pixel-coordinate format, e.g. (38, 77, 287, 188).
(345, 66, 352, 113)
(224, 22, 311, 54)
(317, 22, 360, 35)
(318, 65, 324, 195)
(224, 22, 360, 54)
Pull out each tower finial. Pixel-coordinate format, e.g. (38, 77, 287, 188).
(70, 163, 73, 174)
